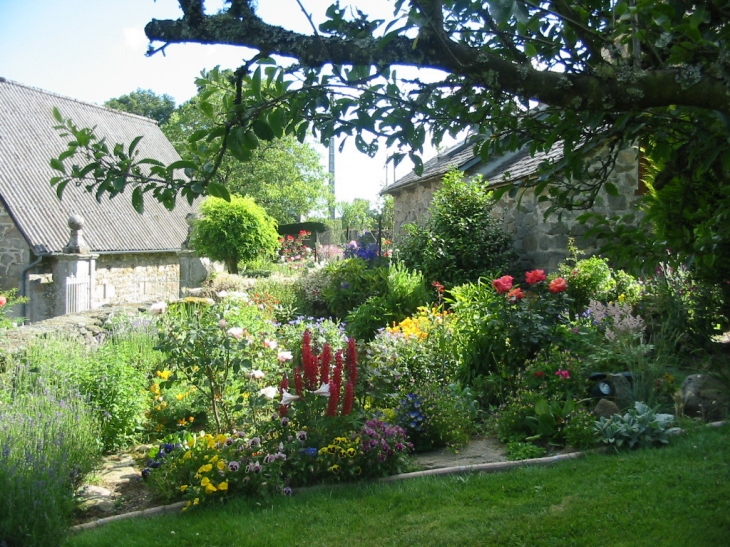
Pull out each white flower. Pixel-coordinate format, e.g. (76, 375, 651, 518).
(280, 390, 301, 405)
(263, 339, 278, 350)
(227, 327, 244, 340)
(247, 369, 265, 380)
(258, 386, 278, 400)
(217, 290, 229, 299)
(149, 301, 167, 315)
(277, 351, 293, 362)
(312, 383, 330, 397)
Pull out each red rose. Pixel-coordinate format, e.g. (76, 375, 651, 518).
(0, 295, 6, 307)
(506, 288, 525, 302)
(534, 371, 545, 378)
(525, 269, 546, 284)
(548, 277, 568, 293)
(492, 275, 514, 294)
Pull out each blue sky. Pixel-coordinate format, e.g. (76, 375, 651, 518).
(0, 0, 425, 206)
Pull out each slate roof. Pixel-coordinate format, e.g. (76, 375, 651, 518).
(0, 78, 197, 255)
(382, 138, 563, 195)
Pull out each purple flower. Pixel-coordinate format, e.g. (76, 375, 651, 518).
(297, 430, 307, 442)
(280, 417, 290, 427)
(282, 486, 293, 496)
(228, 461, 240, 472)
(249, 437, 261, 448)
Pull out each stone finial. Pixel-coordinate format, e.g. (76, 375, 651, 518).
(63, 214, 90, 254)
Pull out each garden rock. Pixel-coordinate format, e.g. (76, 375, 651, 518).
(681, 374, 728, 421)
(609, 374, 634, 410)
(593, 398, 620, 419)
(76, 485, 115, 512)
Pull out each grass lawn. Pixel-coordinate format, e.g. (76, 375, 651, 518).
(66, 424, 730, 547)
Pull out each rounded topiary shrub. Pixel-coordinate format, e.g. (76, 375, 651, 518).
(397, 169, 514, 287)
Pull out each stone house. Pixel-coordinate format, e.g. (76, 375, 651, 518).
(381, 139, 643, 271)
(0, 78, 209, 322)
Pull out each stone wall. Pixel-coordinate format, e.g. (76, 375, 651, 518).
(94, 253, 180, 306)
(389, 147, 642, 272)
(0, 199, 31, 292)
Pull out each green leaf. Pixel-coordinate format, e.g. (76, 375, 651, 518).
(252, 119, 275, 141)
(199, 101, 215, 119)
(251, 67, 262, 100)
(242, 129, 259, 150)
(605, 182, 619, 196)
(207, 182, 231, 201)
(168, 160, 198, 171)
(132, 187, 144, 213)
(188, 129, 209, 143)
(50, 158, 66, 173)
(54, 179, 69, 199)
(52, 107, 64, 123)
(128, 135, 143, 156)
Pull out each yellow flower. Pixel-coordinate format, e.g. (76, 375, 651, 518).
(200, 477, 211, 487)
(218, 481, 229, 491)
(215, 434, 228, 444)
(209, 455, 219, 463)
(618, 294, 626, 302)
(180, 485, 188, 492)
(194, 473, 201, 480)
(328, 464, 340, 474)
(346, 447, 357, 458)
(216, 460, 226, 471)
(156, 370, 172, 380)
(205, 483, 217, 494)
(193, 498, 199, 505)
(175, 393, 186, 401)
(198, 464, 213, 473)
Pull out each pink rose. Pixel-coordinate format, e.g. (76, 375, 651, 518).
(492, 275, 514, 294)
(525, 270, 546, 284)
(548, 277, 568, 293)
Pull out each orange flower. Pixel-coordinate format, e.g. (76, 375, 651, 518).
(548, 277, 568, 293)
(525, 269, 546, 284)
(492, 275, 514, 294)
(506, 288, 525, 302)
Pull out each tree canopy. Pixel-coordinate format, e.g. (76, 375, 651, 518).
(51, 1, 730, 290)
(104, 88, 176, 125)
(161, 77, 332, 224)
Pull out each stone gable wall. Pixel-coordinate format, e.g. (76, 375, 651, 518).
(94, 253, 180, 306)
(0, 199, 31, 292)
(389, 147, 642, 272)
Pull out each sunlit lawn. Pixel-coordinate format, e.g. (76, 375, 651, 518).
(66, 424, 730, 547)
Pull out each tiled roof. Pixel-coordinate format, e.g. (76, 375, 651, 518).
(382, 138, 563, 195)
(0, 78, 197, 254)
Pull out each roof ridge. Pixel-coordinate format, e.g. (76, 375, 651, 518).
(0, 77, 160, 126)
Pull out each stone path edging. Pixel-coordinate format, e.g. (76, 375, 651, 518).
(379, 450, 584, 482)
(70, 501, 186, 532)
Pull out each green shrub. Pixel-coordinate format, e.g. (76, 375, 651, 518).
(250, 278, 305, 323)
(397, 169, 514, 288)
(449, 274, 570, 406)
(5, 332, 154, 451)
(396, 383, 479, 452)
(0, 376, 100, 547)
(191, 195, 280, 274)
(321, 258, 389, 318)
(345, 262, 431, 341)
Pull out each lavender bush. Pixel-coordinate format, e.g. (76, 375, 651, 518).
(0, 377, 100, 547)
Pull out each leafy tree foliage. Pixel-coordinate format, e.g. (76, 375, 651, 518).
(52, 1, 730, 304)
(104, 88, 176, 125)
(161, 75, 332, 223)
(191, 195, 279, 273)
(398, 169, 514, 287)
